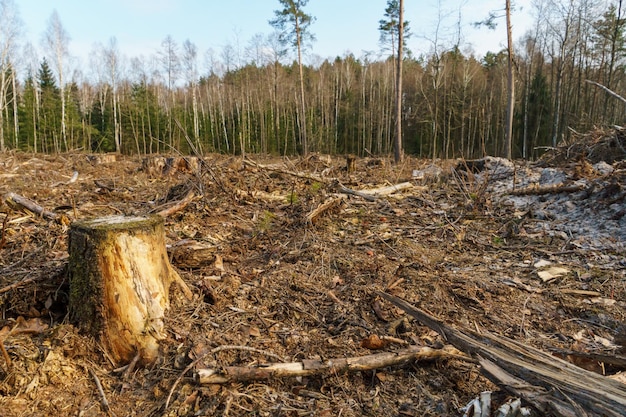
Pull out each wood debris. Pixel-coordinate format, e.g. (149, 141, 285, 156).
(379, 291, 626, 417)
(0, 150, 624, 416)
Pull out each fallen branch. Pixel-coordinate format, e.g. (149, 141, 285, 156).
(508, 183, 585, 196)
(357, 182, 415, 196)
(233, 188, 286, 202)
(89, 368, 116, 417)
(331, 181, 415, 202)
(3, 192, 60, 223)
(166, 345, 287, 409)
(547, 348, 626, 368)
(306, 195, 345, 224)
(0, 276, 36, 294)
(333, 181, 378, 202)
(155, 190, 196, 218)
(377, 291, 626, 417)
(195, 344, 471, 384)
(243, 158, 326, 184)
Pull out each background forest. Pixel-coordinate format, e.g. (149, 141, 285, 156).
(0, 0, 625, 160)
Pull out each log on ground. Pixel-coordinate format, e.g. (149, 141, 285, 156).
(378, 291, 626, 417)
(68, 215, 188, 365)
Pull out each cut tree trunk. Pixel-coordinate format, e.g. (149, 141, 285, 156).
(68, 215, 190, 365)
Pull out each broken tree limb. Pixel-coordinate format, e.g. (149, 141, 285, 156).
(305, 195, 345, 224)
(357, 182, 415, 196)
(331, 180, 415, 202)
(3, 192, 61, 223)
(585, 80, 626, 105)
(508, 183, 585, 196)
(233, 188, 287, 202)
(243, 158, 327, 184)
(332, 181, 378, 202)
(168, 239, 217, 269)
(377, 291, 626, 417)
(154, 190, 197, 218)
(195, 344, 471, 384)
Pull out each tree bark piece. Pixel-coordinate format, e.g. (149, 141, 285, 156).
(378, 291, 626, 417)
(154, 190, 196, 218)
(168, 239, 217, 269)
(68, 215, 190, 365)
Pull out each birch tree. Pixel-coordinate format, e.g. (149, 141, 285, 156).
(539, 0, 583, 147)
(394, 0, 405, 163)
(159, 35, 180, 148)
(0, 0, 21, 151)
(504, 0, 514, 159)
(103, 37, 121, 152)
(182, 39, 200, 149)
(475, 2, 516, 158)
(44, 10, 70, 151)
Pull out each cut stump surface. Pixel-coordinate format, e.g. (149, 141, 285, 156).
(68, 214, 187, 365)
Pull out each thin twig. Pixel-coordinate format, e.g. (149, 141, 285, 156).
(89, 367, 116, 417)
(0, 276, 35, 294)
(0, 339, 11, 371)
(123, 351, 142, 381)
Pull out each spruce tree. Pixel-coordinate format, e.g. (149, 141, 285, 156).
(38, 58, 62, 152)
(18, 75, 37, 151)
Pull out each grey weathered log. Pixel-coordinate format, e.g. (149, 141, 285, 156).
(378, 291, 626, 417)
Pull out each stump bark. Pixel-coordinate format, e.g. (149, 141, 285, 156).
(68, 215, 188, 365)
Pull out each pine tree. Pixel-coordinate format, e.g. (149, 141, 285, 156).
(378, 0, 411, 58)
(270, 0, 315, 155)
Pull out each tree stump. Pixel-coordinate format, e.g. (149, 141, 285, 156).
(68, 215, 190, 365)
(346, 155, 357, 173)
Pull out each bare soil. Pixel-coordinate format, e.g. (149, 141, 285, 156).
(0, 141, 624, 416)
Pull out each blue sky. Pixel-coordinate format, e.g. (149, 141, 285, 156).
(16, 0, 533, 70)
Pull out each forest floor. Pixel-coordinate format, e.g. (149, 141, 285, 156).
(0, 129, 625, 416)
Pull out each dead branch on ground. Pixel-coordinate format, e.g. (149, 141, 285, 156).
(509, 183, 585, 196)
(306, 195, 345, 224)
(154, 190, 197, 218)
(3, 192, 63, 223)
(194, 344, 471, 384)
(332, 181, 378, 201)
(244, 158, 327, 184)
